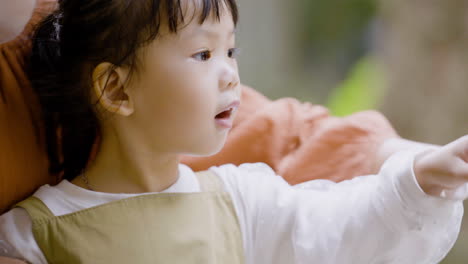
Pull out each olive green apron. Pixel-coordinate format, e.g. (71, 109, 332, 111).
(15, 170, 245, 264)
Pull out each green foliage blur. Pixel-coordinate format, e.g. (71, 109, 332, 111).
(294, 0, 379, 106)
(326, 56, 385, 116)
(298, 0, 376, 53)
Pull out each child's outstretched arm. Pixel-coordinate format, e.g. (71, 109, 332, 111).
(213, 135, 467, 263)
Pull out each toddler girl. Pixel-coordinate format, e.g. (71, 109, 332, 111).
(1, 0, 468, 263)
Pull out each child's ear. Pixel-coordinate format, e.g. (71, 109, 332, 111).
(92, 62, 134, 116)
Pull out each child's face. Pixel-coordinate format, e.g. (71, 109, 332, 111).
(124, 5, 241, 157)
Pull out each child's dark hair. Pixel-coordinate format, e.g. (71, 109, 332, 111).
(29, 0, 238, 181)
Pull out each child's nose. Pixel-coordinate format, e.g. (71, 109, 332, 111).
(219, 63, 239, 91)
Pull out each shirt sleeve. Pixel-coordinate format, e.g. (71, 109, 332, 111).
(212, 150, 463, 264)
(0, 208, 47, 264)
(0, 238, 22, 260)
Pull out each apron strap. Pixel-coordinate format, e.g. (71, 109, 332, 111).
(15, 196, 55, 222)
(14, 171, 223, 221)
(195, 170, 224, 192)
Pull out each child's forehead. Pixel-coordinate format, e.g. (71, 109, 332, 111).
(159, 10, 235, 41)
(180, 15, 236, 37)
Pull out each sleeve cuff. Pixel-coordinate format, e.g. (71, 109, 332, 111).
(381, 148, 461, 216)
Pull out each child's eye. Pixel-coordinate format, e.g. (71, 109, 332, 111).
(228, 48, 241, 59)
(193, 50, 212, 61)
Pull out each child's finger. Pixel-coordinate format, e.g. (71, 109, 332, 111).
(440, 158, 468, 200)
(434, 159, 468, 200)
(437, 172, 468, 188)
(450, 135, 468, 162)
(439, 182, 468, 200)
(455, 159, 468, 180)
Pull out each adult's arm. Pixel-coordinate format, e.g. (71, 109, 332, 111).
(0, 0, 37, 44)
(182, 86, 407, 184)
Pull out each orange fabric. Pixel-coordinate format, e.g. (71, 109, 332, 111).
(0, 1, 398, 214)
(0, 0, 58, 215)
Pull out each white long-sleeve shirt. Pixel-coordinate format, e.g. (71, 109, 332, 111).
(0, 150, 464, 264)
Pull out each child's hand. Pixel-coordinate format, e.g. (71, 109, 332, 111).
(414, 135, 468, 200)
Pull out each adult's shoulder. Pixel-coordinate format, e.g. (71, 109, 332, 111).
(0, 0, 59, 215)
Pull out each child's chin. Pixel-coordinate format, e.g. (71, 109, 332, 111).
(187, 140, 227, 157)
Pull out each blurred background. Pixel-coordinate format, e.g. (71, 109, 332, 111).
(236, 0, 468, 263)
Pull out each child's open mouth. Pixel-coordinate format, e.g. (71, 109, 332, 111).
(214, 100, 240, 129)
(215, 108, 233, 119)
(215, 108, 234, 129)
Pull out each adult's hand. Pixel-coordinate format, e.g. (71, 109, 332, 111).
(0, 0, 37, 43)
